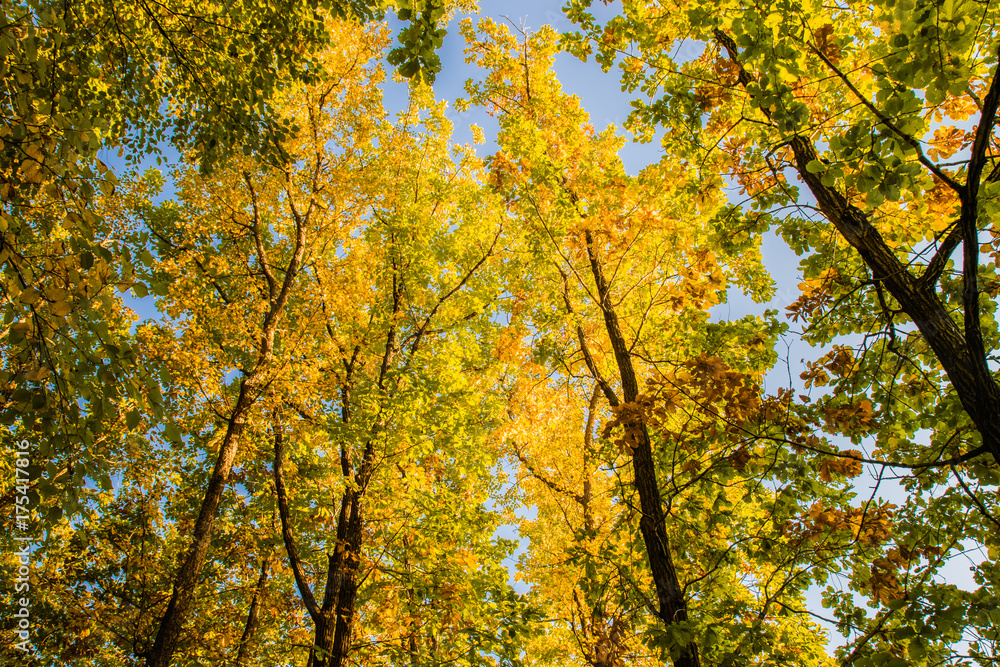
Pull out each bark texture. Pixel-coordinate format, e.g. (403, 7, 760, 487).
(583, 231, 701, 667)
(715, 30, 1000, 468)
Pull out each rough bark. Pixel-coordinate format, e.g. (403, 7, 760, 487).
(274, 414, 368, 667)
(714, 31, 1000, 469)
(147, 175, 310, 667)
(583, 231, 701, 667)
(288, 446, 372, 667)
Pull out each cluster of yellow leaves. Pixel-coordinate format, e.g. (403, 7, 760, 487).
(668, 249, 727, 310)
(734, 163, 786, 198)
(602, 396, 654, 452)
(595, 355, 768, 511)
(926, 125, 971, 161)
(603, 355, 762, 453)
(980, 227, 1000, 270)
(932, 89, 981, 123)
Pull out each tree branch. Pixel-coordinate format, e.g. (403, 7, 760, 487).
(511, 440, 585, 504)
(919, 221, 962, 289)
(965, 54, 1000, 196)
(558, 265, 620, 407)
(272, 416, 321, 621)
(243, 170, 278, 302)
(807, 43, 962, 191)
(958, 50, 1000, 377)
(234, 550, 272, 666)
(409, 223, 501, 356)
(951, 463, 1000, 531)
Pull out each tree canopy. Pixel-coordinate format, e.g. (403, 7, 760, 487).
(1, 2, 999, 667)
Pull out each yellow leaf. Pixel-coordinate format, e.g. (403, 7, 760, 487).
(51, 299, 72, 317)
(18, 286, 40, 304)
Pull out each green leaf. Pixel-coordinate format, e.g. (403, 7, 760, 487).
(806, 160, 825, 173)
(163, 421, 182, 442)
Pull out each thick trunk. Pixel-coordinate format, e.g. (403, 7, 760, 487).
(584, 232, 701, 667)
(292, 451, 372, 667)
(307, 615, 337, 667)
(148, 381, 256, 667)
(329, 539, 362, 667)
(323, 491, 364, 667)
(302, 490, 364, 667)
(789, 136, 1000, 465)
(284, 282, 396, 667)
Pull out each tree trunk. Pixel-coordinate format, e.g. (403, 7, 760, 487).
(584, 231, 701, 667)
(235, 552, 272, 666)
(788, 135, 1000, 466)
(715, 30, 1000, 469)
(147, 176, 308, 667)
(148, 381, 257, 667)
(318, 490, 365, 667)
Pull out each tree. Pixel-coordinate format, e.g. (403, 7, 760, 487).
(0, 0, 465, 535)
(564, 0, 1000, 663)
(0, 7, 510, 665)
(48, 20, 524, 667)
(263, 82, 515, 667)
(502, 378, 661, 667)
(124, 22, 388, 664)
(463, 19, 833, 667)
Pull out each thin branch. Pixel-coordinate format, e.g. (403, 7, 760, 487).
(272, 417, 321, 622)
(510, 440, 584, 504)
(808, 42, 962, 191)
(951, 464, 1000, 531)
(243, 170, 277, 301)
(558, 266, 620, 407)
(409, 223, 501, 356)
(378, 248, 402, 392)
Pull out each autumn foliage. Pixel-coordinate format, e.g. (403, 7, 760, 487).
(2, 2, 1000, 667)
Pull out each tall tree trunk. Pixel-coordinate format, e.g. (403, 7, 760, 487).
(328, 494, 364, 667)
(148, 179, 309, 667)
(148, 381, 258, 667)
(583, 231, 701, 667)
(300, 482, 368, 667)
(275, 420, 374, 667)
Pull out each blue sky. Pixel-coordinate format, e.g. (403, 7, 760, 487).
(386, 1, 668, 173)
